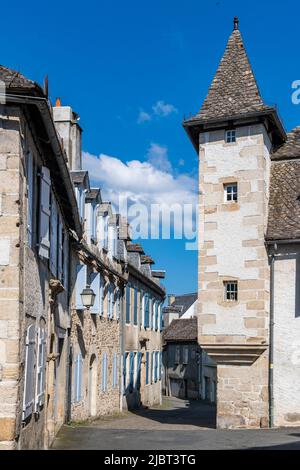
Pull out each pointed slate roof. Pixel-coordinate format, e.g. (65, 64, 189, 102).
(193, 19, 269, 121)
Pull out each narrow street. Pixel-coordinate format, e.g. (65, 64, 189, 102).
(52, 397, 300, 450)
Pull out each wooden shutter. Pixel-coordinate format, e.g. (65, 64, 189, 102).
(73, 354, 79, 402)
(155, 302, 159, 331)
(150, 351, 154, 384)
(63, 231, 69, 292)
(35, 327, 47, 411)
(111, 285, 115, 319)
(122, 352, 127, 393)
(22, 324, 36, 420)
(126, 285, 130, 323)
(85, 202, 92, 243)
(100, 275, 104, 316)
(38, 166, 51, 259)
(102, 352, 107, 392)
(144, 294, 149, 328)
(26, 151, 34, 247)
(50, 194, 58, 276)
(129, 352, 134, 391)
(136, 352, 142, 390)
(75, 264, 87, 309)
(77, 353, 83, 401)
(90, 272, 100, 314)
(112, 353, 118, 388)
(146, 351, 149, 385)
(116, 290, 120, 320)
(57, 217, 63, 282)
(133, 288, 138, 325)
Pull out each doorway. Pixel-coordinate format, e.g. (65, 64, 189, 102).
(89, 354, 97, 417)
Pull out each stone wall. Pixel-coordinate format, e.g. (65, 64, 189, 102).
(198, 124, 271, 428)
(273, 247, 300, 427)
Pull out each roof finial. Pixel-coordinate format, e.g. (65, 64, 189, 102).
(233, 16, 239, 30)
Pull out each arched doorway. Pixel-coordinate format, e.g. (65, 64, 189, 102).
(88, 354, 97, 417)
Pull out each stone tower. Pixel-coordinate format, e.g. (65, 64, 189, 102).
(183, 18, 286, 428)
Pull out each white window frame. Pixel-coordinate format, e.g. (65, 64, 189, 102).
(224, 183, 238, 203)
(183, 346, 189, 365)
(225, 129, 236, 143)
(224, 281, 238, 302)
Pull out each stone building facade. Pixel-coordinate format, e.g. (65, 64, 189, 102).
(0, 66, 166, 449)
(122, 243, 165, 410)
(0, 67, 81, 449)
(183, 18, 300, 429)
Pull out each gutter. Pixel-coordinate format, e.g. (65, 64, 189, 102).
(2, 92, 82, 237)
(268, 252, 275, 428)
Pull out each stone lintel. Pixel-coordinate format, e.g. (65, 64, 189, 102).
(200, 343, 268, 366)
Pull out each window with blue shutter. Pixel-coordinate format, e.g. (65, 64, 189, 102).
(126, 285, 131, 324)
(123, 352, 127, 394)
(102, 352, 107, 392)
(35, 327, 46, 412)
(75, 264, 87, 309)
(133, 288, 138, 325)
(50, 194, 58, 276)
(145, 351, 149, 385)
(26, 151, 34, 248)
(57, 217, 63, 282)
(136, 352, 142, 390)
(129, 352, 134, 392)
(159, 352, 162, 380)
(22, 324, 36, 420)
(144, 293, 149, 328)
(38, 166, 51, 259)
(159, 303, 163, 331)
(156, 351, 159, 382)
(112, 353, 118, 388)
(139, 291, 143, 325)
(108, 283, 114, 319)
(155, 301, 159, 331)
(116, 290, 121, 320)
(90, 272, 100, 314)
(151, 351, 154, 384)
(73, 352, 83, 402)
(63, 231, 69, 292)
(100, 274, 104, 316)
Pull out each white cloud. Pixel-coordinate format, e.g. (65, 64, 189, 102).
(137, 110, 151, 124)
(152, 100, 178, 117)
(137, 100, 178, 124)
(82, 148, 197, 240)
(146, 143, 171, 172)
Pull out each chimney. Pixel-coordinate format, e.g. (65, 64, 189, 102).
(52, 100, 82, 171)
(168, 294, 175, 306)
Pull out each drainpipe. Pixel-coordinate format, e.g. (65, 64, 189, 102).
(269, 252, 275, 428)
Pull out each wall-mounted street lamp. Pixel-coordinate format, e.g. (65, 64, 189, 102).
(80, 285, 96, 309)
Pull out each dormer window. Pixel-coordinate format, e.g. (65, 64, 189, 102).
(226, 129, 236, 143)
(224, 183, 238, 202)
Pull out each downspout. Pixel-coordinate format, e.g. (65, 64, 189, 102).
(269, 252, 275, 428)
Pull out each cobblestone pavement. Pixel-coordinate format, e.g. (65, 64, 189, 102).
(52, 397, 300, 450)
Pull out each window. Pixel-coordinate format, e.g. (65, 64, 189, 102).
(100, 274, 105, 317)
(125, 285, 131, 324)
(108, 283, 115, 319)
(22, 325, 36, 420)
(175, 345, 180, 364)
(26, 151, 34, 248)
(38, 166, 51, 259)
(116, 289, 121, 320)
(183, 346, 189, 365)
(144, 293, 149, 328)
(145, 351, 149, 385)
(101, 352, 108, 392)
(139, 291, 143, 326)
(73, 352, 83, 402)
(112, 353, 118, 389)
(224, 281, 238, 301)
(129, 352, 134, 392)
(75, 264, 87, 310)
(90, 271, 100, 315)
(133, 288, 138, 325)
(122, 352, 127, 394)
(226, 129, 236, 143)
(136, 352, 142, 390)
(224, 183, 238, 202)
(35, 326, 47, 412)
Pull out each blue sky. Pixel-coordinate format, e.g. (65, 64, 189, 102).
(2, 0, 300, 295)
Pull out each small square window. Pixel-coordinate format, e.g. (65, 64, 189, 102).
(224, 281, 238, 302)
(226, 129, 236, 143)
(224, 183, 238, 202)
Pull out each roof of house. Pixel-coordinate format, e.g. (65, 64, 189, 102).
(163, 318, 197, 342)
(0, 64, 44, 95)
(141, 255, 155, 265)
(187, 20, 268, 123)
(267, 160, 300, 241)
(127, 243, 145, 254)
(164, 293, 197, 316)
(271, 127, 300, 161)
